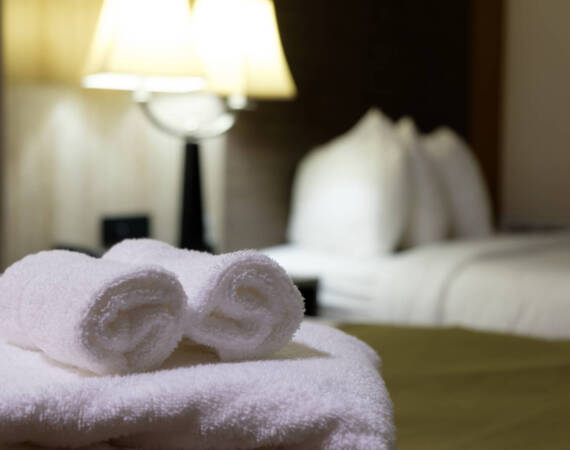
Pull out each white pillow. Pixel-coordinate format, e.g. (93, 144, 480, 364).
(422, 127, 493, 238)
(396, 117, 448, 248)
(287, 108, 409, 257)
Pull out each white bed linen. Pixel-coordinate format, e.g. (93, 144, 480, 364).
(262, 245, 383, 316)
(263, 231, 570, 338)
(287, 108, 409, 257)
(443, 237, 570, 338)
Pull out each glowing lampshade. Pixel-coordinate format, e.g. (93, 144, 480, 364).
(191, 0, 297, 99)
(82, 0, 205, 93)
(82, 0, 296, 99)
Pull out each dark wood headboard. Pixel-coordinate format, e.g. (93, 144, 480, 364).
(223, 0, 503, 251)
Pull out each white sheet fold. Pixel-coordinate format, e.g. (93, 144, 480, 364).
(0, 250, 187, 375)
(104, 239, 305, 360)
(264, 232, 570, 339)
(0, 322, 395, 449)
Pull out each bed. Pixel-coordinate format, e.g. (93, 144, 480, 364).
(260, 104, 570, 447)
(262, 107, 570, 341)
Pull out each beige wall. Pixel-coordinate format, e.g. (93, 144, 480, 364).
(502, 0, 570, 227)
(1, 0, 226, 269)
(1, 84, 226, 269)
(2, 0, 101, 84)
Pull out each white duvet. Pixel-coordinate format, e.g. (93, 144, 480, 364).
(263, 231, 570, 339)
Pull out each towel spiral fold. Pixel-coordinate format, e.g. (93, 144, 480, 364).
(0, 250, 187, 375)
(104, 239, 305, 360)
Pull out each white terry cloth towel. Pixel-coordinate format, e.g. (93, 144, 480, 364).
(0, 250, 187, 375)
(0, 322, 395, 450)
(104, 239, 305, 360)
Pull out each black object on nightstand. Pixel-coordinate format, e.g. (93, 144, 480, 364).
(293, 277, 319, 317)
(102, 215, 150, 248)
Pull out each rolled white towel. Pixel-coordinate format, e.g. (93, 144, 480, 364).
(0, 250, 187, 375)
(104, 239, 305, 360)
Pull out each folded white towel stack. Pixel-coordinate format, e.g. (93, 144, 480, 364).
(104, 239, 305, 360)
(0, 250, 187, 375)
(0, 322, 395, 449)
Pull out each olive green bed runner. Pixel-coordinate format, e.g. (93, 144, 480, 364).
(339, 324, 570, 450)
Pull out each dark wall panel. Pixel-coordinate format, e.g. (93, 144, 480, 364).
(224, 0, 501, 251)
(469, 0, 504, 217)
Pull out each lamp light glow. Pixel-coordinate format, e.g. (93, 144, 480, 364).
(82, 0, 205, 93)
(191, 0, 297, 99)
(82, 73, 206, 93)
(82, 0, 297, 99)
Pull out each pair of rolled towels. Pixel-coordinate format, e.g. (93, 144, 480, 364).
(0, 239, 304, 375)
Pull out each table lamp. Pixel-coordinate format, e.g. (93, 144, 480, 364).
(82, 0, 296, 251)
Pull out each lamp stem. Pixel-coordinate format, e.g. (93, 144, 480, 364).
(135, 93, 240, 252)
(180, 140, 211, 251)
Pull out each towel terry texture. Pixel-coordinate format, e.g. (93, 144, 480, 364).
(0, 321, 395, 449)
(0, 250, 187, 375)
(104, 239, 305, 360)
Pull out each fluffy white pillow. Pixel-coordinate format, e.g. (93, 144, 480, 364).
(422, 127, 493, 238)
(396, 117, 448, 248)
(287, 108, 409, 257)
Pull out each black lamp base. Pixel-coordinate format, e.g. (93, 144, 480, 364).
(179, 140, 211, 252)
